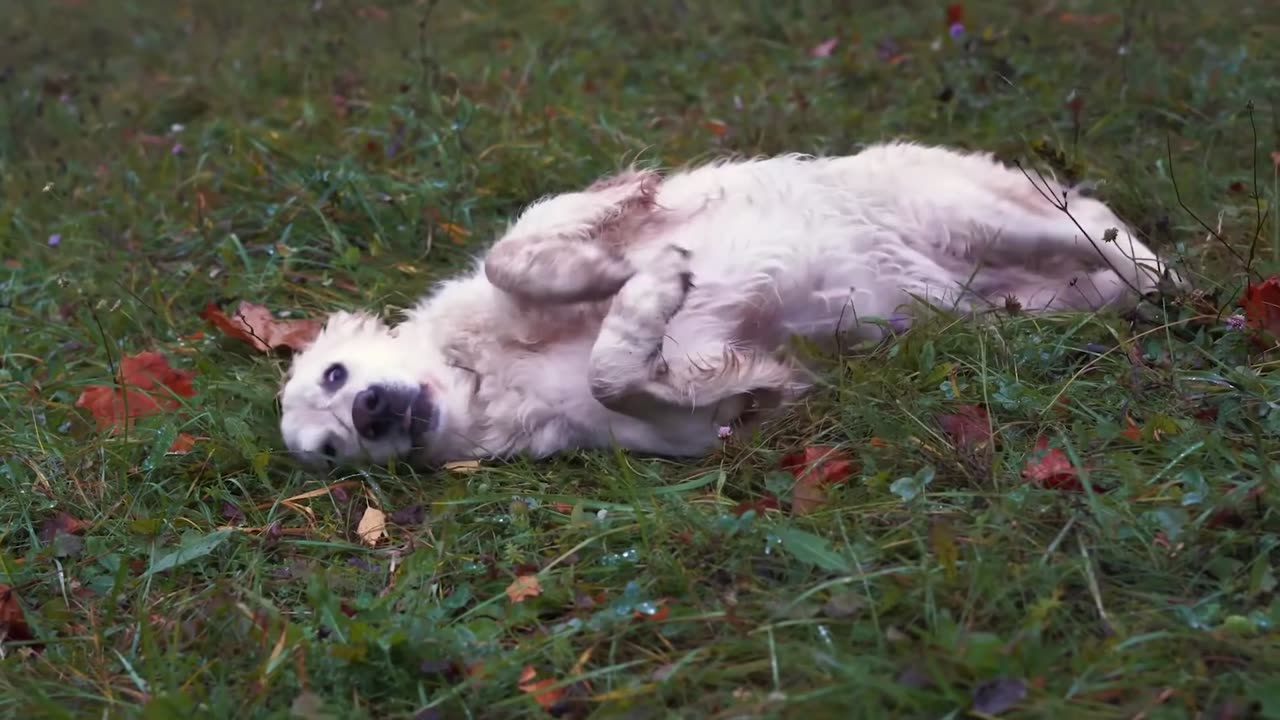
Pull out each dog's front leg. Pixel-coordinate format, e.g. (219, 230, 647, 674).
(484, 169, 660, 304)
(587, 246, 796, 426)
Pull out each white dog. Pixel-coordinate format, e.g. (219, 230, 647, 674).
(279, 141, 1176, 469)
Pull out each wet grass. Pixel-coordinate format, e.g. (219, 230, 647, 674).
(2, 1, 1280, 718)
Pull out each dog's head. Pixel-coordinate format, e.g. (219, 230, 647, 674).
(279, 311, 448, 468)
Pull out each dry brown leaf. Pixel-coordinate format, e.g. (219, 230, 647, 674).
(356, 507, 387, 546)
(505, 574, 542, 603)
(201, 301, 322, 353)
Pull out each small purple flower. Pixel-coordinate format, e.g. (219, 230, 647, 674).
(717, 425, 733, 439)
(171, 143, 184, 156)
(1226, 314, 1247, 331)
(47, 234, 61, 247)
(949, 22, 965, 38)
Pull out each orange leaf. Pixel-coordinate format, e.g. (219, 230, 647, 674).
(201, 301, 322, 353)
(505, 575, 542, 603)
(938, 404, 993, 448)
(1120, 417, 1143, 442)
(0, 584, 39, 650)
(167, 432, 198, 454)
(780, 445, 854, 516)
(517, 666, 565, 710)
(1239, 276, 1280, 337)
(705, 119, 728, 137)
(74, 351, 197, 432)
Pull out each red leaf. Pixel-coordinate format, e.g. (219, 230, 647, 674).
(1021, 437, 1085, 491)
(0, 584, 39, 651)
(809, 37, 839, 58)
(946, 3, 965, 26)
(202, 301, 322, 353)
(74, 351, 196, 432)
(732, 495, 779, 517)
(938, 405, 993, 448)
(704, 119, 729, 137)
(1239, 276, 1280, 336)
(780, 445, 855, 516)
(1120, 417, 1143, 442)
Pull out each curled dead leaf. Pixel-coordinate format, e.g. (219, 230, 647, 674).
(356, 507, 386, 546)
(505, 574, 542, 603)
(202, 301, 322, 353)
(780, 445, 854, 516)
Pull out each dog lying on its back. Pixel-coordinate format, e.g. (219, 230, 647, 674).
(279, 141, 1178, 469)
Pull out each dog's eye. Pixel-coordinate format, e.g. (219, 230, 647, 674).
(322, 363, 347, 391)
(321, 442, 338, 459)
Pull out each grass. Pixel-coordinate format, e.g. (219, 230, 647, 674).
(2, 0, 1279, 717)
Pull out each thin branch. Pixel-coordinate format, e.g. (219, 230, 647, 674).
(1164, 132, 1256, 277)
(1013, 159, 1145, 301)
(1245, 101, 1270, 275)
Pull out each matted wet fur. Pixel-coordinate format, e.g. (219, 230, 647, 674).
(279, 141, 1178, 469)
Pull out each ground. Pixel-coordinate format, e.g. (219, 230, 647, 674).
(2, 1, 1279, 718)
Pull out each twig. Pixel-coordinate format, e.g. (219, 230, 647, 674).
(1013, 160, 1145, 300)
(1244, 101, 1270, 275)
(1164, 133, 1255, 277)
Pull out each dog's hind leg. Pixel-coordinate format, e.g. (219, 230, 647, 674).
(586, 245, 798, 427)
(484, 169, 661, 304)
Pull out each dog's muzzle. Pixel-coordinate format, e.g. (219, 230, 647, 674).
(351, 383, 435, 442)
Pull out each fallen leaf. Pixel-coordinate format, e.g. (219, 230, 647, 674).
(356, 507, 386, 546)
(1021, 437, 1098, 492)
(75, 352, 197, 452)
(0, 584, 38, 649)
(1239, 276, 1280, 337)
(1120, 417, 1143, 441)
(167, 432, 198, 454)
(938, 405, 993, 448)
(290, 691, 334, 720)
(1057, 12, 1120, 26)
(633, 601, 670, 622)
(780, 445, 854, 516)
(506, 575, 542, 603)
(201, 301, 322, 353)
(732, 495, 780, 517)
(443, 460, 483, 474)
(971, 676, 1028, 715)
(821, 591, 864, 619)
(705, 119, 728, 137)
(37, 511, 88, 543)
(809, 37, 838, 58)
(517, 666, 565, 710)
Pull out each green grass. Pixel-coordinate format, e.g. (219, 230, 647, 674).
(2, 1, 1280, 717)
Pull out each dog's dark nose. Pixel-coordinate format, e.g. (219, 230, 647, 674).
(352, 385, 397, 440)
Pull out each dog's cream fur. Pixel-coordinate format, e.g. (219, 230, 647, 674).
(279, 142, 1177, 468)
